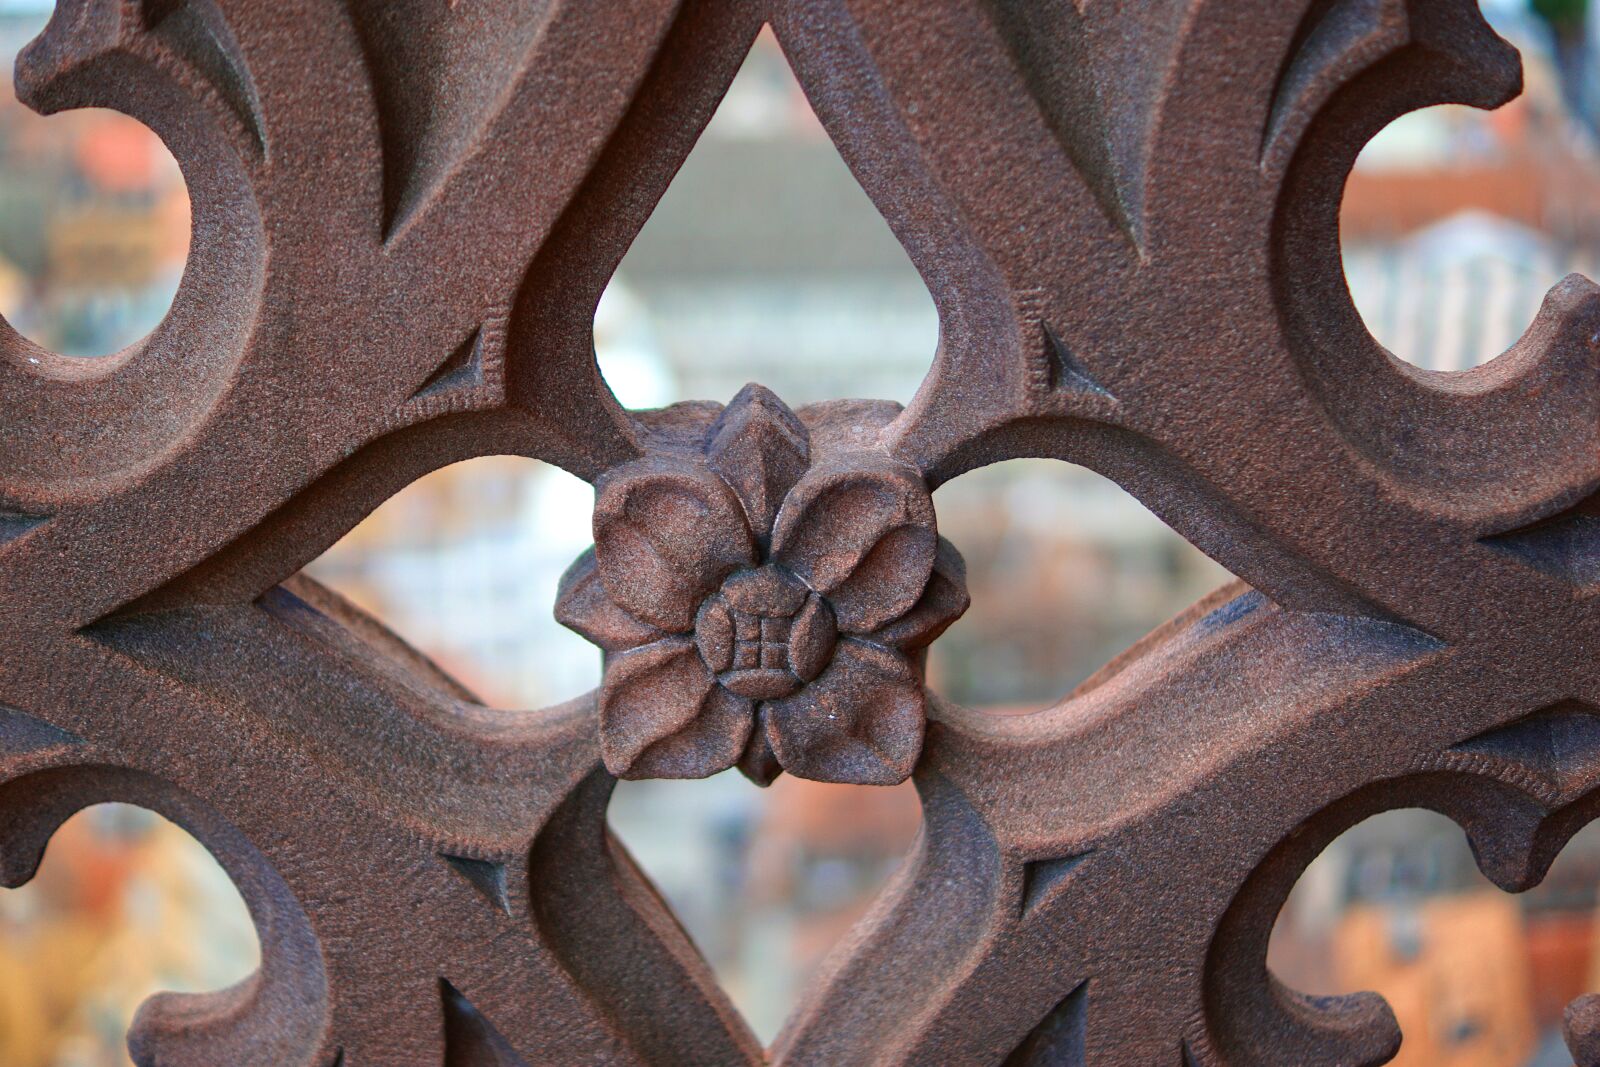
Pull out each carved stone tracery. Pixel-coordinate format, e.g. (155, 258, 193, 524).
(1, 1, 1598, 1064)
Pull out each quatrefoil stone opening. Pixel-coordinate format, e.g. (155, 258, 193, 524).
(555, 385, 969, 787)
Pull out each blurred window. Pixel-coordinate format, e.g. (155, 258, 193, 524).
(1270, 809, 1600, 1067)
(597, 27, 938, 409)
(304, 457, 599, 710)
(608, 772, 919, 1044)
(1341, 8, 1600, 370)
(929, 460, 1236, 711)
(0, 5, 189, 357)
(0, 804, 258, 1067)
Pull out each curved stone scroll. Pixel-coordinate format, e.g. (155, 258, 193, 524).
(1, 0, 1597, 1064)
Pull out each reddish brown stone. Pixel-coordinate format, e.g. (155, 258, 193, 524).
(788, 595, 838, 683)
(1, 1, 1595, 1064)
(558, 387, 966, 786)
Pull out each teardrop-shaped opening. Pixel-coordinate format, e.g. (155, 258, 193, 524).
(595, 25, 939, 410)
(0, 802, 258, 1066)
(608, 770, 920, 1045)
(0, 5, 190, 358)
(928, 459, 1237, 712)
(303, 457, 600, 709)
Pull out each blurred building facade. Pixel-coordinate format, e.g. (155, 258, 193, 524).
(0, 11, 187, 358)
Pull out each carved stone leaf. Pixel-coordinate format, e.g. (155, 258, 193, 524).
(553, 547, 665, 652)
(621, 686, 754, 782)
(771, 455, 937, 633)
(705, 382, 810, 544)
(598, 638, 752, 780)
(871, 536, 970, 651)
(592, 457, 756, 632)
(737, 707, 783, 788)
(788, 594, 838, 682)
(764, 638, 924, 786)
(346, 0, 557, 235)
(984, 0, 1143, 248)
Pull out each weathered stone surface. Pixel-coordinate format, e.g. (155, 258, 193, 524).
(0, 1, 1593, 1064)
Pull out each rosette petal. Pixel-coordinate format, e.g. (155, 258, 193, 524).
(736, 707, 783, 787)
(706, 383, 810, 545)
(788, 594, 837, 682)
(592, 456, 757, 632)
(771, 453, 937, 633)
(553, 547, 666, 652)
(599, 638, 753, 779)
(763, 638, 924, 785)
(870, 536, 970, 651)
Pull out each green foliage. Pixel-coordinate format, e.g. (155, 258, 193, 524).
(1532, 0, 1588, 29)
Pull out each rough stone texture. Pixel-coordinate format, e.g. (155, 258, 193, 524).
(0, 0, 1595, 1064)
(561, 386, 961, 786)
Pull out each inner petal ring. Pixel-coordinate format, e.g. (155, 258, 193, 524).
(694, 565, 837, 699)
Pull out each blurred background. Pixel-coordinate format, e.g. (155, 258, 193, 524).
(1, 0, 1599, 1062)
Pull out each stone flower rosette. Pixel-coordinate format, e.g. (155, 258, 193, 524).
(556, 385, 969, 786)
